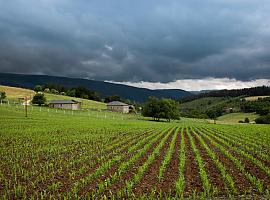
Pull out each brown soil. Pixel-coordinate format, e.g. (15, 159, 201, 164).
(183, 129, 203, 196)
(199, 130, 253, 194)
(132, 129, 174, 195)
(190, 129, 226, 195)
(104, 129, 173, 195)
(78, 131, 161, 196)
(157, 129, 181, 195)
(34, 130, 154, 196)
(202, 128, 270, 168)
(231, 151, 270, 190)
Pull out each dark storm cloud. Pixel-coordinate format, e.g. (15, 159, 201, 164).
(0, 0, 270, 82)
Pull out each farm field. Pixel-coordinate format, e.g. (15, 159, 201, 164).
(217, 112, 259, 124)
(245, 96, 270, 101)
(0, 105, 270, 199)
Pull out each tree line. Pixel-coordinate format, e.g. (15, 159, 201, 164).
(180, 86, 270, 103)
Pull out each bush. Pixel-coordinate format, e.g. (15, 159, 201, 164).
(32, 93, 46, 106)
(255, 114, 270, 124)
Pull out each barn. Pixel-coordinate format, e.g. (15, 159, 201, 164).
(48, 100, 81, 110)
(107, 101, 130, 113)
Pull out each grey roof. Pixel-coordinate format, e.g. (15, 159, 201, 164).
(49, 100, 80, 104)
(107, 101, 129, 106)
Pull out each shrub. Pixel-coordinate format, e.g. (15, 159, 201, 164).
(244, 117, 250, 123)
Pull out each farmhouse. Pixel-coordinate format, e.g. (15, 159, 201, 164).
(107, 101, 130, 113)
(48, 100, 81, 110)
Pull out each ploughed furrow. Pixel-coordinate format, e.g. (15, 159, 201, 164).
(208, 127, 270, 150)
(183, 128, 203, 196)
(132, 128, 176, 195)
(200, 129, 267, 194)
(187, 128, 212, 197)
(197, 128, 252, 194)
(189, 128, 226, 196)
(69, 129, 168, 198)
(24, 129, 153, 197)
(157, 128, 181, 194)
(203, 127, 270, 166)
(175, 127, 185, 198)
(205, 128, 270, 170)
(56, 129, 155, 195)
(79, 128, 170, 196)
(192, 128, 237, 195)
(103, 127, 175, 197)
(205, 128, 270, 189)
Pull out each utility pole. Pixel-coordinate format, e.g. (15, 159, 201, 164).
(25, 96, 28, 117)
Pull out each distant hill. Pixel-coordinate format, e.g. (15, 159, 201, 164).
(0, 85, 106, 109)
(180, 86, 270, 103)
(0, 73, 192, 102)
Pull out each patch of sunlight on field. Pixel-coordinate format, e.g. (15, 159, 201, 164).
(217, 112, 259, 124)
(0, 85, 35, 100)
(245, 96, 270, 101)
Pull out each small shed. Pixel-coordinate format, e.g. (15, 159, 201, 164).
(48, 100, 81, 110)
(107, 101, 129, 113)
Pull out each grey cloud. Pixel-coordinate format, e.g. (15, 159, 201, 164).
(0, 0, 270, 82)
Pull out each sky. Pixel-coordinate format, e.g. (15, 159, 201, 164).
(0, 0, 269, 91)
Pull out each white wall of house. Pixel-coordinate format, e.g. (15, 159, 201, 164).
(107, 105, 129, 113)
(50, 103, 81, 110)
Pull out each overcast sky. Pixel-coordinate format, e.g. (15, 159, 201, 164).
(0, 0, 269, 90)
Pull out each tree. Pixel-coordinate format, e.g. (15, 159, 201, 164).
(67, 89, 76, 97)
(51, 89, 59, 94)
(0, 91, 6, 101)
(44, 88, 50, 93)
(34, 85, 43, 92)
(255, 114, 270, 124)
(32, 93, 46, 106)
(142, 97, 180, 122)
(206, 109, 220, 124)
(104, 95, 121, 103)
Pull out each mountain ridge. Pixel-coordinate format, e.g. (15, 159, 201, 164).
(0, 73, 192, 102)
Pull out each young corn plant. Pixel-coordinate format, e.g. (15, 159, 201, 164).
(192, 127, 237, 195)
(175, 127, 186, 198)
(158, 127, 179, 181)
(187, 128, 211, 198)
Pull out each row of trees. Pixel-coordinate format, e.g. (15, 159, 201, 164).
(34, 84, 102, 102)
(34, 84, 137, 105)
(180, 86, 270, 103)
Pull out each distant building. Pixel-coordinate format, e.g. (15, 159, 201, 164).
(48, 100, 81, 110)
(107, 101, 130, 113)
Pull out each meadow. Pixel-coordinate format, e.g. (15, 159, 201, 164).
(0, 103, 270, 199)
